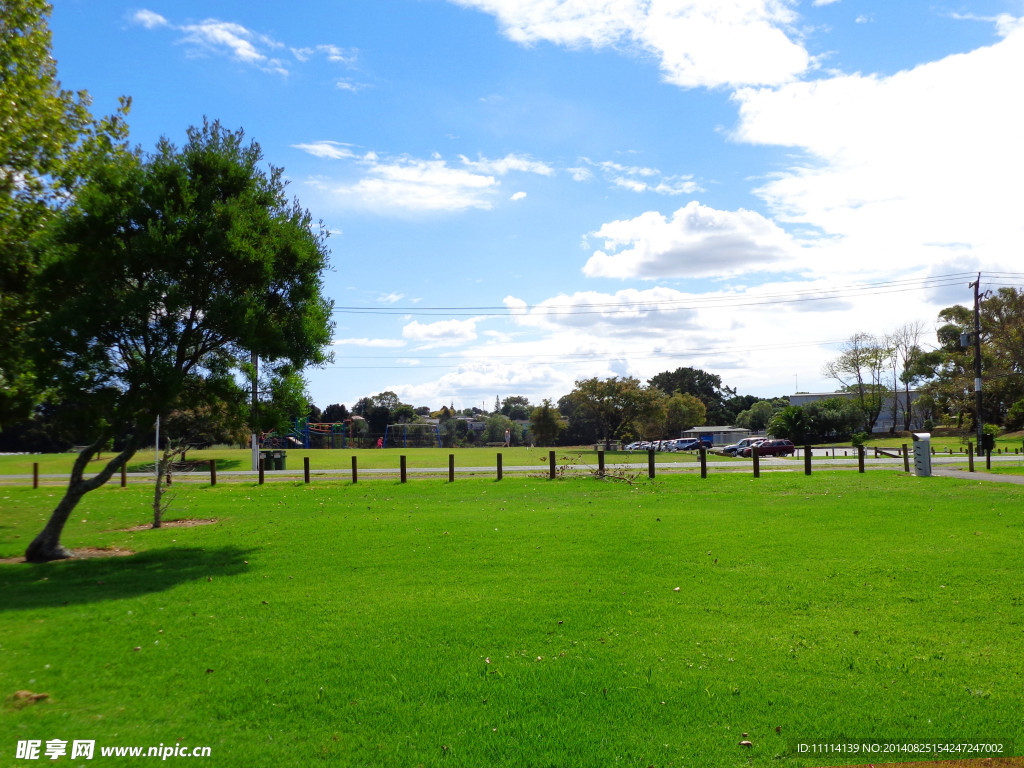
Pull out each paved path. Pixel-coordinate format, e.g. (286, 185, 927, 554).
(932, 467, 1024, 484)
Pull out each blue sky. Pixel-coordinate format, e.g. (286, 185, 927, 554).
(50, 0, 1024, 412)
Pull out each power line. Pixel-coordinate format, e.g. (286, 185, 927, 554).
(331, 272, 978, 317)
(323, 336, 856, 369)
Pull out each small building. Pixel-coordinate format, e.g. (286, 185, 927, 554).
(788, 391, 926, 433)
(681, 426, 751, 446)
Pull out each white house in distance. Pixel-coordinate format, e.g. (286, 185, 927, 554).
(788, 391, 926, 433)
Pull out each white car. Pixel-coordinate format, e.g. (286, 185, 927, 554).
(722, 437, 764, 456)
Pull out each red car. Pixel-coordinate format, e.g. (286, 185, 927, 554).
(743, 439, 795, 457)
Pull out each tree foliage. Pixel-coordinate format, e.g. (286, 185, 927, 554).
(0, 0, 131, 423)
(569, 376, 663, 447)
(914, 288, 1024, 431)
(648, 367, 736, 424)
(528, 399, 564, 446)
(23, 121, 333, 561)
(822, 333, 888, 432)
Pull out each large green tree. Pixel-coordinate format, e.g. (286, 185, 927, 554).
(569, 376, 663, 448)
(528, 399, 564, 446)
(648, 367, 737, 425)
(23, 120, 333, 561)
(0, 0, 131, 423)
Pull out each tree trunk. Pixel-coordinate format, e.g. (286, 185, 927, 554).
(25, 435, 139, 563)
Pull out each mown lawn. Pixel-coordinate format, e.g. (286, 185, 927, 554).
(1, 472, 1022, 767)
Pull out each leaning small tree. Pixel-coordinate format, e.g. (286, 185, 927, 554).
(24, 120, 333, 562)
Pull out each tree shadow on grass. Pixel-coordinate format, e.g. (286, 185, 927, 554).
(0, 545, 257, 612)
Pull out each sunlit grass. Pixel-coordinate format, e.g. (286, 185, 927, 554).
(2, 472, 1022, 766)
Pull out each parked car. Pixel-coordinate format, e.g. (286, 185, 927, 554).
(741, 439, 795, 457)
(739, 439, 769, 457)
(757, 439, 796, 457)
(668, 438, 698, 451)
(724, 437, 763, 456)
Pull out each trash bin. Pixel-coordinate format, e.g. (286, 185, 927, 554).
(259, 450, 274, 471)
(277, 450, 287, 471)
(912, 432, 932, 477)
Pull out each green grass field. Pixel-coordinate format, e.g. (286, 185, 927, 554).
(2, 472, 1023, 767)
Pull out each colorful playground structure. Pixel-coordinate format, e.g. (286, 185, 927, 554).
(261, 418, 354, 449)
(260, 419, 442, 449)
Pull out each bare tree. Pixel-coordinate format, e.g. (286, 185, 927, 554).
(888, 321, 926, 432)
(823, 333, 889, 433)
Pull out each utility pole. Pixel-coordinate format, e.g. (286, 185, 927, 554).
(251, 351, 259, 471)
(970, 273, 984, 448)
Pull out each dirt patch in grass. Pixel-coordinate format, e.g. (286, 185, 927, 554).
(117, 517, 219, 533)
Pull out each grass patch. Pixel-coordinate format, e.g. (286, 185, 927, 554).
(1, 473, 1023, 766)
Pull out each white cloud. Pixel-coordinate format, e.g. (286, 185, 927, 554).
(460, 153, 555, 176)
(297, 148, 570, 214)
(178, 19, 287, 73)
(732, 23, 1024, 274)
(576, 157, 701, 195)
(347, 157, 497, 212)
(131, 10, 168, 29)
(292, 141, 358, 160)
(449, 0, 810, 88)
(332, 338, 407, 348)
(582, 201, 799, 279)
(403, 317, 481, 346)
(132, 11, 355, 76)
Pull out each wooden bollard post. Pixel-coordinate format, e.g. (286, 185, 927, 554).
(648, 448, 656, 479)
(968, 442, 974, 472)
(598, 450, 605, 478)
(902, 444, 910, 473)
(752, 446, 760, 478)
(120, 463, 127, 488)
(304, 456, 310, 484)
(33, 462, 39, 489)
(804, 446, 812, 476)
(496, 453, 502, 481)
(858, 445, 865, 473)
(258, 457, 265, 485)
(449, 454, 455, 483)
(210, 458, 217, 486)
(986, 446, 992, 471)
(351, 455, 358, 484)
(549, 450, 556, 480)
(699, 446, 707, 479)
(400, 455, 407, 483)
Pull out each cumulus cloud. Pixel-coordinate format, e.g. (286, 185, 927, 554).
(582, 201, 799, 279)
(292, 147, 571, 213)
(731, 23, 1024, 274)
(449, 0, 810, 88)
(403, 318, 481, 347)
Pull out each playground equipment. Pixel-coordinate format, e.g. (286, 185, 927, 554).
(383, 423, 442, 449)
(262, 418, 356, 449)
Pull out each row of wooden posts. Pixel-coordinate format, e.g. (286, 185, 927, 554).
(28, 442, 1003, 489)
